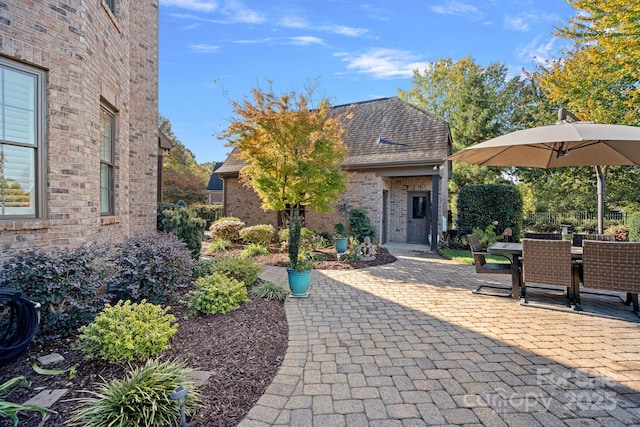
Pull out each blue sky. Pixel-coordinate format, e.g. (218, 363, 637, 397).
(159, 0, 578, 164)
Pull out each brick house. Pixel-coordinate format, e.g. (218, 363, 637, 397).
(0, 1, 160, 260)
(206, 162, 224, 205)
(215, 97, 452, 249)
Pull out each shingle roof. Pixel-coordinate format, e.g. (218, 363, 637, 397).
(215, 96, 451, 176)
(206, 162, 224, 191)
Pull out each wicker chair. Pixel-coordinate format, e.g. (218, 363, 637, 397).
(582, 241, 640, 313)
(572, 233, 616, 247)
(468, 234, 514, 296)
(523, 232, 562, 240)
(521, 239, 574, 304)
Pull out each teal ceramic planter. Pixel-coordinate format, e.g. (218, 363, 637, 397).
(335, 237, 348, 254)
(287, 268, 311, 297)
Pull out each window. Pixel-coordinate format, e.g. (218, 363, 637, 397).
(0, 58, 45, 219)
(103, 0, 115, 13)
(100, 106, 114, 215)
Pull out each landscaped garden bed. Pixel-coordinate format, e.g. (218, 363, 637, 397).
(1, 230, 396, 426)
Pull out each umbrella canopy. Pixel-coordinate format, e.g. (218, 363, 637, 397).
(447, 120, 640, 233)
(447, 121, 640, 167)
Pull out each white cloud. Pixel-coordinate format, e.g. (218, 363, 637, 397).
(504, 16, 529, 32)
(335, 48, 429, 79)
(189, 44, 220, 53)
(323, 25, 368, 37)
(279, 16, 309, 29)
(163, 0, 264, 24)
(290, 36, 324, 46)
(504, 12, 560, 32)
(161, 0, 219, 13)
(232, 36, 323, 46)
(431, 1, 483, 19)
(224, 2, 265, 24)
(280, 16, 367, 37)
(515, 35, 558, 64)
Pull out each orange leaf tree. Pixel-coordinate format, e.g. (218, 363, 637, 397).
(222, 81, 349, 224)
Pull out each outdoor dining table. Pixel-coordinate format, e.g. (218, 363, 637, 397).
(487, 242, 583, 302)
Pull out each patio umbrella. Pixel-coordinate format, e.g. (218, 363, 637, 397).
(447, 110, 640, 233)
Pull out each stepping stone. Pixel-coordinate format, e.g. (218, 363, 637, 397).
(36, 353, 64, 366)
(23, 389, 68, 408)
(187, 370, 213, 386)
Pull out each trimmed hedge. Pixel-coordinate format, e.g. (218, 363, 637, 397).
(457, 184, 523, 240)
(629, 213, 640, 242)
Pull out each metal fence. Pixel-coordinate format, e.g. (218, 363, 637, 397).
(526, 211, 627, 226)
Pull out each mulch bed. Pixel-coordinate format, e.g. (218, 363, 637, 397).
(1, 245, 396, 426)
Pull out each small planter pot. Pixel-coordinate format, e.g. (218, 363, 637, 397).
(335, 237, 348, 255)
(287, 268, 311, 297)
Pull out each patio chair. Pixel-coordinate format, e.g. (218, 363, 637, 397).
(572, 233, 616, 247)
(468, 234, 513, 296)
(521, 239, 576, 306)
(523, 232, 562, 240)
(582, 241, 640, 313)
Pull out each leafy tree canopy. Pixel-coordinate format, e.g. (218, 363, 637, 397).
(159, 114, 210, 204)
(221, 80, 349, 220)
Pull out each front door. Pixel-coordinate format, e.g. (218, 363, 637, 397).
(407, 192, 430, 244)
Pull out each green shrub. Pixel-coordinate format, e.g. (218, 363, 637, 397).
(161, 206, 206, 259)
(628, 213, 640, 242)
(188, 204, 223, 228)
(606, 224, 629, 241)
(239, 224, 275, 245)
(192, 258, 215, 278)
(348, 208, 376, 241)
(0, 245, 111, 339)
(68, 358, 200, 427)
(209, 255, 262, 286)
(77, 300, 177, 363)
(241, 243, 270, 257)
(107, 233, 194, 304)
(300, 228, 327, 251)
(209, 218, 245, 242)
(278, 228, 289, 244)
(457, 184, 523, 240)
(189, 273, 248, 316)
(205, 238, 233, 254)
(471, 223, 499, 248)
(251, 281, 288, 301)
(157, 202, 181, 231)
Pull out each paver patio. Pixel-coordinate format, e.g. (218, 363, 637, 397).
(240, 244, 640, 426)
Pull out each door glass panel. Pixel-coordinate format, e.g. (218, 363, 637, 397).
(412, 197, 426, 219)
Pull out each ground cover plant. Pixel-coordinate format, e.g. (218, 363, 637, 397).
(0, 233, 396, 426)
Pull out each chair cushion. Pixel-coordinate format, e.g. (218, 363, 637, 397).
(478, 263, 511, 273)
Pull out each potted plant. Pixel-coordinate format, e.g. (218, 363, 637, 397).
(287, 211, 312, 297)
(333, 223, 348, 256)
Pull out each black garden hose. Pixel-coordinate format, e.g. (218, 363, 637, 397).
(0, 288, 40, 367)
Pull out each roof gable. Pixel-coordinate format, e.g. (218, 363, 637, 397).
(207, 162, 224, 191)
(216, 96, 451, 175)
(329, 97, 450, 167)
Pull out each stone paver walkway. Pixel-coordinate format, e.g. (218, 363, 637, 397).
(240, 244, 640, 426)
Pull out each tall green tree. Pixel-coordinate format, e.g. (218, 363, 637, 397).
(221, 81, 349, 222)
(159, 115, 209, 204)
(533, 0, 640, 213)
(398, 56, 522, 204)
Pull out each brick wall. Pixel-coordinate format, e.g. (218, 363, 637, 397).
(222, 172, 445, 245)
(0, 1, 159, 260)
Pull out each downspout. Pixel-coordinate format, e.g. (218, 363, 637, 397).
(431, 173, 440, 251)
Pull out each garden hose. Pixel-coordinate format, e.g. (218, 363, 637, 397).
(0, 288, 40, 367)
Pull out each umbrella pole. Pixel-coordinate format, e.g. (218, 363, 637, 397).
(595, 165, 605, 234)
